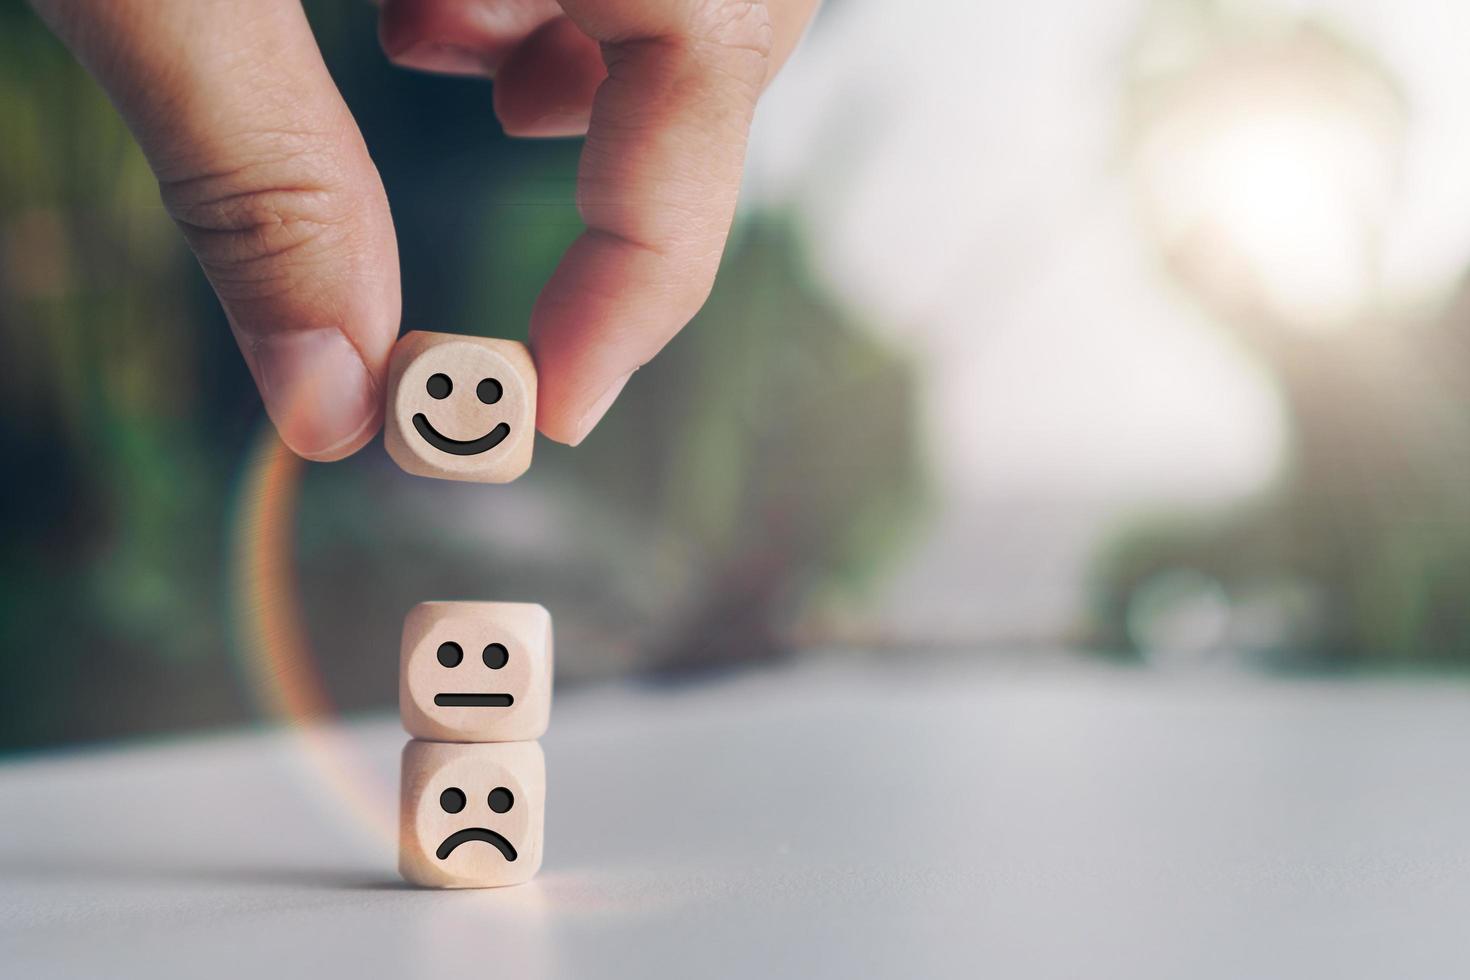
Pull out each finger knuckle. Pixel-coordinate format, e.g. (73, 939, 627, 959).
(158, 141, 358, 298)
(686, 0, 774, 84)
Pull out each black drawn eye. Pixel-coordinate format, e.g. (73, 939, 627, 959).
(437, 642, 464, 667)
(427, 373, 452, 399)
(483, 643, 508, 669)
(487, 787, 514, 813)
(440, 787, 466, 813)
(476, 378, 503, 404)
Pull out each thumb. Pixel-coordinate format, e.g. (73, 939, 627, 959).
(32, 0, 400, 460)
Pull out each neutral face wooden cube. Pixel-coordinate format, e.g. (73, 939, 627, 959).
(384, 331, 536, 483)
(400, 601, 553, 743)
(400, 739, 545, 888)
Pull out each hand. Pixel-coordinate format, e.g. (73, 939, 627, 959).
(29, 0, 818, 459)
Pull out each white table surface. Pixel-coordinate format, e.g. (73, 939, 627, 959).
(3, 654, 1469, 979)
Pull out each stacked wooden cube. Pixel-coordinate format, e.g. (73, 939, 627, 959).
(386, 331, 550, 888)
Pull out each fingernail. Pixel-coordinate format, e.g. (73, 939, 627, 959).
(253, 328, 379, 461)
(390, 41, 489, 77)
(517, 110, 591, 139)
(569, 371, 632, 447)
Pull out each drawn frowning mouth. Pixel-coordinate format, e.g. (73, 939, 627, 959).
(437, 828, 518, 861)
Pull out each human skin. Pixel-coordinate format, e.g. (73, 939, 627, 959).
(26, 0, 819, 458)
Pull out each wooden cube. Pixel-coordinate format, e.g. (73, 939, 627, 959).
(384, 331, 536, 483)
(400, 601, 553, 743)
(400, 739, 545, 888)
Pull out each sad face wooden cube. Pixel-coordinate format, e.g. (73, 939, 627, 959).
(400, 740, 545, 888)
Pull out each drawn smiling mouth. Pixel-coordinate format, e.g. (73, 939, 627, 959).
(412, 414, 511, 456)
(437, 828, 518, 861)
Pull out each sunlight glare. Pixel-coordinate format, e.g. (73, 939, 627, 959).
(1133, 26, 1403, 332)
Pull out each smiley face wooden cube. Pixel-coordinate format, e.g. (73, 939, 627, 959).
(400, 601, 552, 743)
(384, 331, 536, 483)
(400, 739, 545, 888)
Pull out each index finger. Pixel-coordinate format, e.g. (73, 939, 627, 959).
(530, 0, 776, 445)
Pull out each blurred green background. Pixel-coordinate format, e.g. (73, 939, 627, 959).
(0, 1, 924, 751)
(7, 0, 1470, 754)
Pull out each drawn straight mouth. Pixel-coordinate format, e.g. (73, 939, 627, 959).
(412, 414, 511, 456)
(437, 828, 518, 861)
(434, 693, 514, 707)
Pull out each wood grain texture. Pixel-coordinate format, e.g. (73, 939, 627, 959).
(400, 601, 553, 743)
(399, 739, 545, 888)
(383, 331, 536, 483)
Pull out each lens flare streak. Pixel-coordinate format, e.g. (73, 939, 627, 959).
(229, 427, 396, 846)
